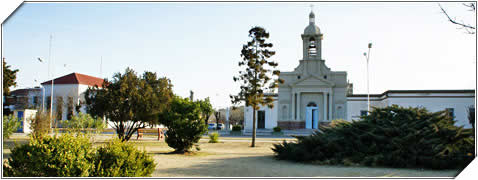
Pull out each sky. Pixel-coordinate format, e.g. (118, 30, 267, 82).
(2, 2, 476, 108)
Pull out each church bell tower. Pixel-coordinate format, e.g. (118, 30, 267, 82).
(301, 10, 323, 60)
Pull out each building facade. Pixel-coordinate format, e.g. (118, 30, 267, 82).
(244, 10, 475, 132)
(41, 72, 104, 121)
(276, 10, 348, 130)
(4, 87, 42, 111)
(347, 90, 475, 129)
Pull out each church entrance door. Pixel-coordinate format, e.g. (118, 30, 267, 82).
(305, 102, 319, 129)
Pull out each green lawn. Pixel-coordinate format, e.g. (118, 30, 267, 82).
(2, 133, 463, 177)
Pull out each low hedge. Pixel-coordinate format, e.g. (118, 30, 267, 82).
(232, 125, 242, 131)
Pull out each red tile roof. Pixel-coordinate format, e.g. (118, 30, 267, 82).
(41, 73, 104, 87)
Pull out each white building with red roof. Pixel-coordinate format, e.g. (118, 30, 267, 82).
(41, 72, 104, 121)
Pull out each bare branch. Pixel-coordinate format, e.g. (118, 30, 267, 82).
(439, 3, 476, 31)
(463, 3, 476, 11)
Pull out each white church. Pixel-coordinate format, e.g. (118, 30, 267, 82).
(244, 10, 475, 132)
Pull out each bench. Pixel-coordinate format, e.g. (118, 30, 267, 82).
(137, 128, 166, 140)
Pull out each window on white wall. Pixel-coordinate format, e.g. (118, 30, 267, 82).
(360, 110, 367, 117)
(467, 107, 475, 126)
(446, 108, 455, 119)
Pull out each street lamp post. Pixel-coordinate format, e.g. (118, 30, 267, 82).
(37, 58, 46, 111)
(48, 35, 54, 119)
(363, 43, 372, 114)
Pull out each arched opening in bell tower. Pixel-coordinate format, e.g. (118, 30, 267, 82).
(308, 37, 317, 57)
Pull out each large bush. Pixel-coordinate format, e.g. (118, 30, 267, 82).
(272, 105, 474, 169)
(91, 140, 156, 177)
(3, 134, 95, 177)
(159, 97, 207, 153)
(3, 115, 20, 139)
(3, 134, 156, 177)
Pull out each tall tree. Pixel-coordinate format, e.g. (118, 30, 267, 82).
(196, 97, 213, 125)
(140, 71, 174, 127)
(3, 60, 19, 96)
(230, 26, 283, 147)
(84, 68, 173, 141)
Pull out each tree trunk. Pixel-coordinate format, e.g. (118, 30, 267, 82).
(251, 106, 256, 147)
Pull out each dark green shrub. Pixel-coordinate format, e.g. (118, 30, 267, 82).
(208, 132, 219, 143)
(160, 97, 207, 153)
(3, 114, 20, 139)
(232, 125, 242, 131)
(91, 140, 156, 177)
(273, 126, 281, 132)
(3, 134, 95, 177)
(272, 105, 474, 170)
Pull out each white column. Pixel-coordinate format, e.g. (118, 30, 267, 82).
(291, 92, 295, 120)
(297, 92, 301, 120)
(323, 92, 327, 122)
(328, 91, 333, 121)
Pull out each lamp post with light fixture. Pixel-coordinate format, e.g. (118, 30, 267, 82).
(363, 43, 372, 114)
(37, 35, 54, 120)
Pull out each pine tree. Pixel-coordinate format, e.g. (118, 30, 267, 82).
(231, 26, 283, 147)
(3, 60, 19, 96)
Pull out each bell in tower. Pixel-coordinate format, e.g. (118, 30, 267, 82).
(301, 9, 323, 60)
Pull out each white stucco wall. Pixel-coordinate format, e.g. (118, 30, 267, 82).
(41, 84, 94, 120)
(244, 100, 278, 131)
(42, 84, 80, 120)
(13, 109, 36, 134)
(347, 93, 475, 129)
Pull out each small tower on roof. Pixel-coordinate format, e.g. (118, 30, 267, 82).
(301, 6, 323, 60)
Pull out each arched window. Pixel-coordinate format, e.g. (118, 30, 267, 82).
(307, 102, 317, 107)
(308, 38, 317, 57)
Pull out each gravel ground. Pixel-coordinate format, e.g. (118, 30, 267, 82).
(3, 133, 462, 177)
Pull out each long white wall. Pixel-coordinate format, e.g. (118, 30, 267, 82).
(347, 93, 475, 129)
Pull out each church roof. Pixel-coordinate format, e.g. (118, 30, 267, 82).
(304, 11, 320, 35)
(41, 72, 104, 87)
(304, 24, 320, 35)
